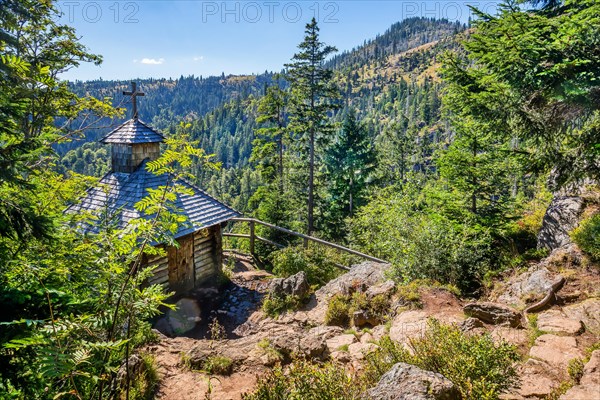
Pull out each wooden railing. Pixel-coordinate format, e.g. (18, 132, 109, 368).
(223, 217, 388, 270)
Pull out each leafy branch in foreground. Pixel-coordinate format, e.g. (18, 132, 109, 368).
(1, 123, 219, 399)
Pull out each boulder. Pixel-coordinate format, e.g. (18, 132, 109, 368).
(490, 327, 530, 353)
(536, 309, 584, 335)
(315, 262, 389, 299)
(581, 350, 600, 386)
(366, 280, 396, 299)
(537, 196, 584, 251)
(366, 362, 460, 400)
(268, 271, 310, 299)
(361, 332, 375, 344)
(459, 317, 484, 332)
(529, 334, 584, 369)
(299, 334, 329, 360)
(353, 310, 381, 327)
(563, 299, 600, 335)
(389, 311, 428, 343)
(348, 342, 378, 360)
(303, 262, 389, 325)
(463, 302, 523, 328)
(495, 267, 559, 308)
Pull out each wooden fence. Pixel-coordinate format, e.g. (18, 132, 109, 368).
(222, 217, 388, 270)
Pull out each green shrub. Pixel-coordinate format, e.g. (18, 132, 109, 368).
(325, 294, 351, 326)
(544, 381, 573, 400)
(257, 339, 285, 364)
(364, 320, 519, 400)
(269, 245, 342, 287)
(127, 353, 159, 400)
(568, 358, 585, 384)
(571, 213, 600, 261)
(262, 294, 303, 318)
(349, 192, 494, 295)
(325, 292, 392, 327)
(392, 216, 494, 295)
(242, 360, 363, 400)
(204, 355, 233, 376)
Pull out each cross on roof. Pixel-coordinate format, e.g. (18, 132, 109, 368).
(123, 81, 145, 119)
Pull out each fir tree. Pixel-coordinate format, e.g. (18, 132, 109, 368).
(324, 109, 375, 238)
(285, 18, 340, 235)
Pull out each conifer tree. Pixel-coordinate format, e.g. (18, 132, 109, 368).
(285, 18, 340, 235)
(251, 84, 287, 191)
(324, 109, 375, 238)
(443, 0, 600, 189)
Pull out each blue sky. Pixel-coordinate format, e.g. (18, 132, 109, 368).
(58, 1, 500, 81)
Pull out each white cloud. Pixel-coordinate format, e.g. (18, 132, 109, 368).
(193, 56, 204, 62)
(140, 58, 165, 65)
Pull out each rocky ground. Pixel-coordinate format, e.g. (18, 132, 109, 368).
(145, 195, 600, 400)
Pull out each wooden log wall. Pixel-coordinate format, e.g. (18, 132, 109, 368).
(145, 224, 223, 292)
(146, 248, 170, 289)
(194, 225, 220, 285)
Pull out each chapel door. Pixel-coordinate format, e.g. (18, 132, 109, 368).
(168, 234, 195, 294)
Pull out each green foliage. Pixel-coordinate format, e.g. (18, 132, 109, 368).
(324, 292, 391, 327)
(364, 320, 519, 400)
(325, 294, 351, 327)
(571, 213, 600, 261)
(285, 17, 340, 235)
(242, 359, 362, 400)
(0, 0, 118, 245)
(269, 245, 340, 287)
(436, 115, 520, 222)
(262, 294, 304, 318)
(350, 189, 495, 294)
(257, 339, 285, 364)
(252, 83, 288, 187)
(0, 118, 214, 398)
(567, 358, 585, 384)
(204, 355, 234, 376)
(127, 353, 159, 400)
(544, 381, 574, 400)
(442, 0, 600, 188)
(324, 109, 376, 239)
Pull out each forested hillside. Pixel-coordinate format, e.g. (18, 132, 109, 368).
(59, 17, 464, 210)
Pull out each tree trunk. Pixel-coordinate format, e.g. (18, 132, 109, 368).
(278, 133, 284, 193)
(308, 128, 315, 236)
(471, 138, 477, 215)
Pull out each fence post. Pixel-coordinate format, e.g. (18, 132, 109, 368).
(249, 219, 255, 256)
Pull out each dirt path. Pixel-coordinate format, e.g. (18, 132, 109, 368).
(148, 253, 273, 400)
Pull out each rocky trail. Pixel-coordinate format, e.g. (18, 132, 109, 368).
(144, 195, 600, 400)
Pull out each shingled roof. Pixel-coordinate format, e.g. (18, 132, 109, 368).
(66, 160, 240, 239)
(100, 118, 165, 144)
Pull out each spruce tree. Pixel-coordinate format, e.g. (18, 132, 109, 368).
(285, 18, 340, 235)
(324, 109, 375, 238)
(251, 84, 287, 191)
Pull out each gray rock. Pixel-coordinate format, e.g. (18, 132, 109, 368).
(495, 267, 559, 308)
(366, 280, 396, 299)
(315, 261, 389, 299)
(463, 302, 523, 328)
(269, 271, 310, 299)
(353, 310, 381, 327)
(299, 334, 330, 360)
(537, 196, 585, 251)
(366, 362, 460, 400)
(460, 317, 485, 332)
